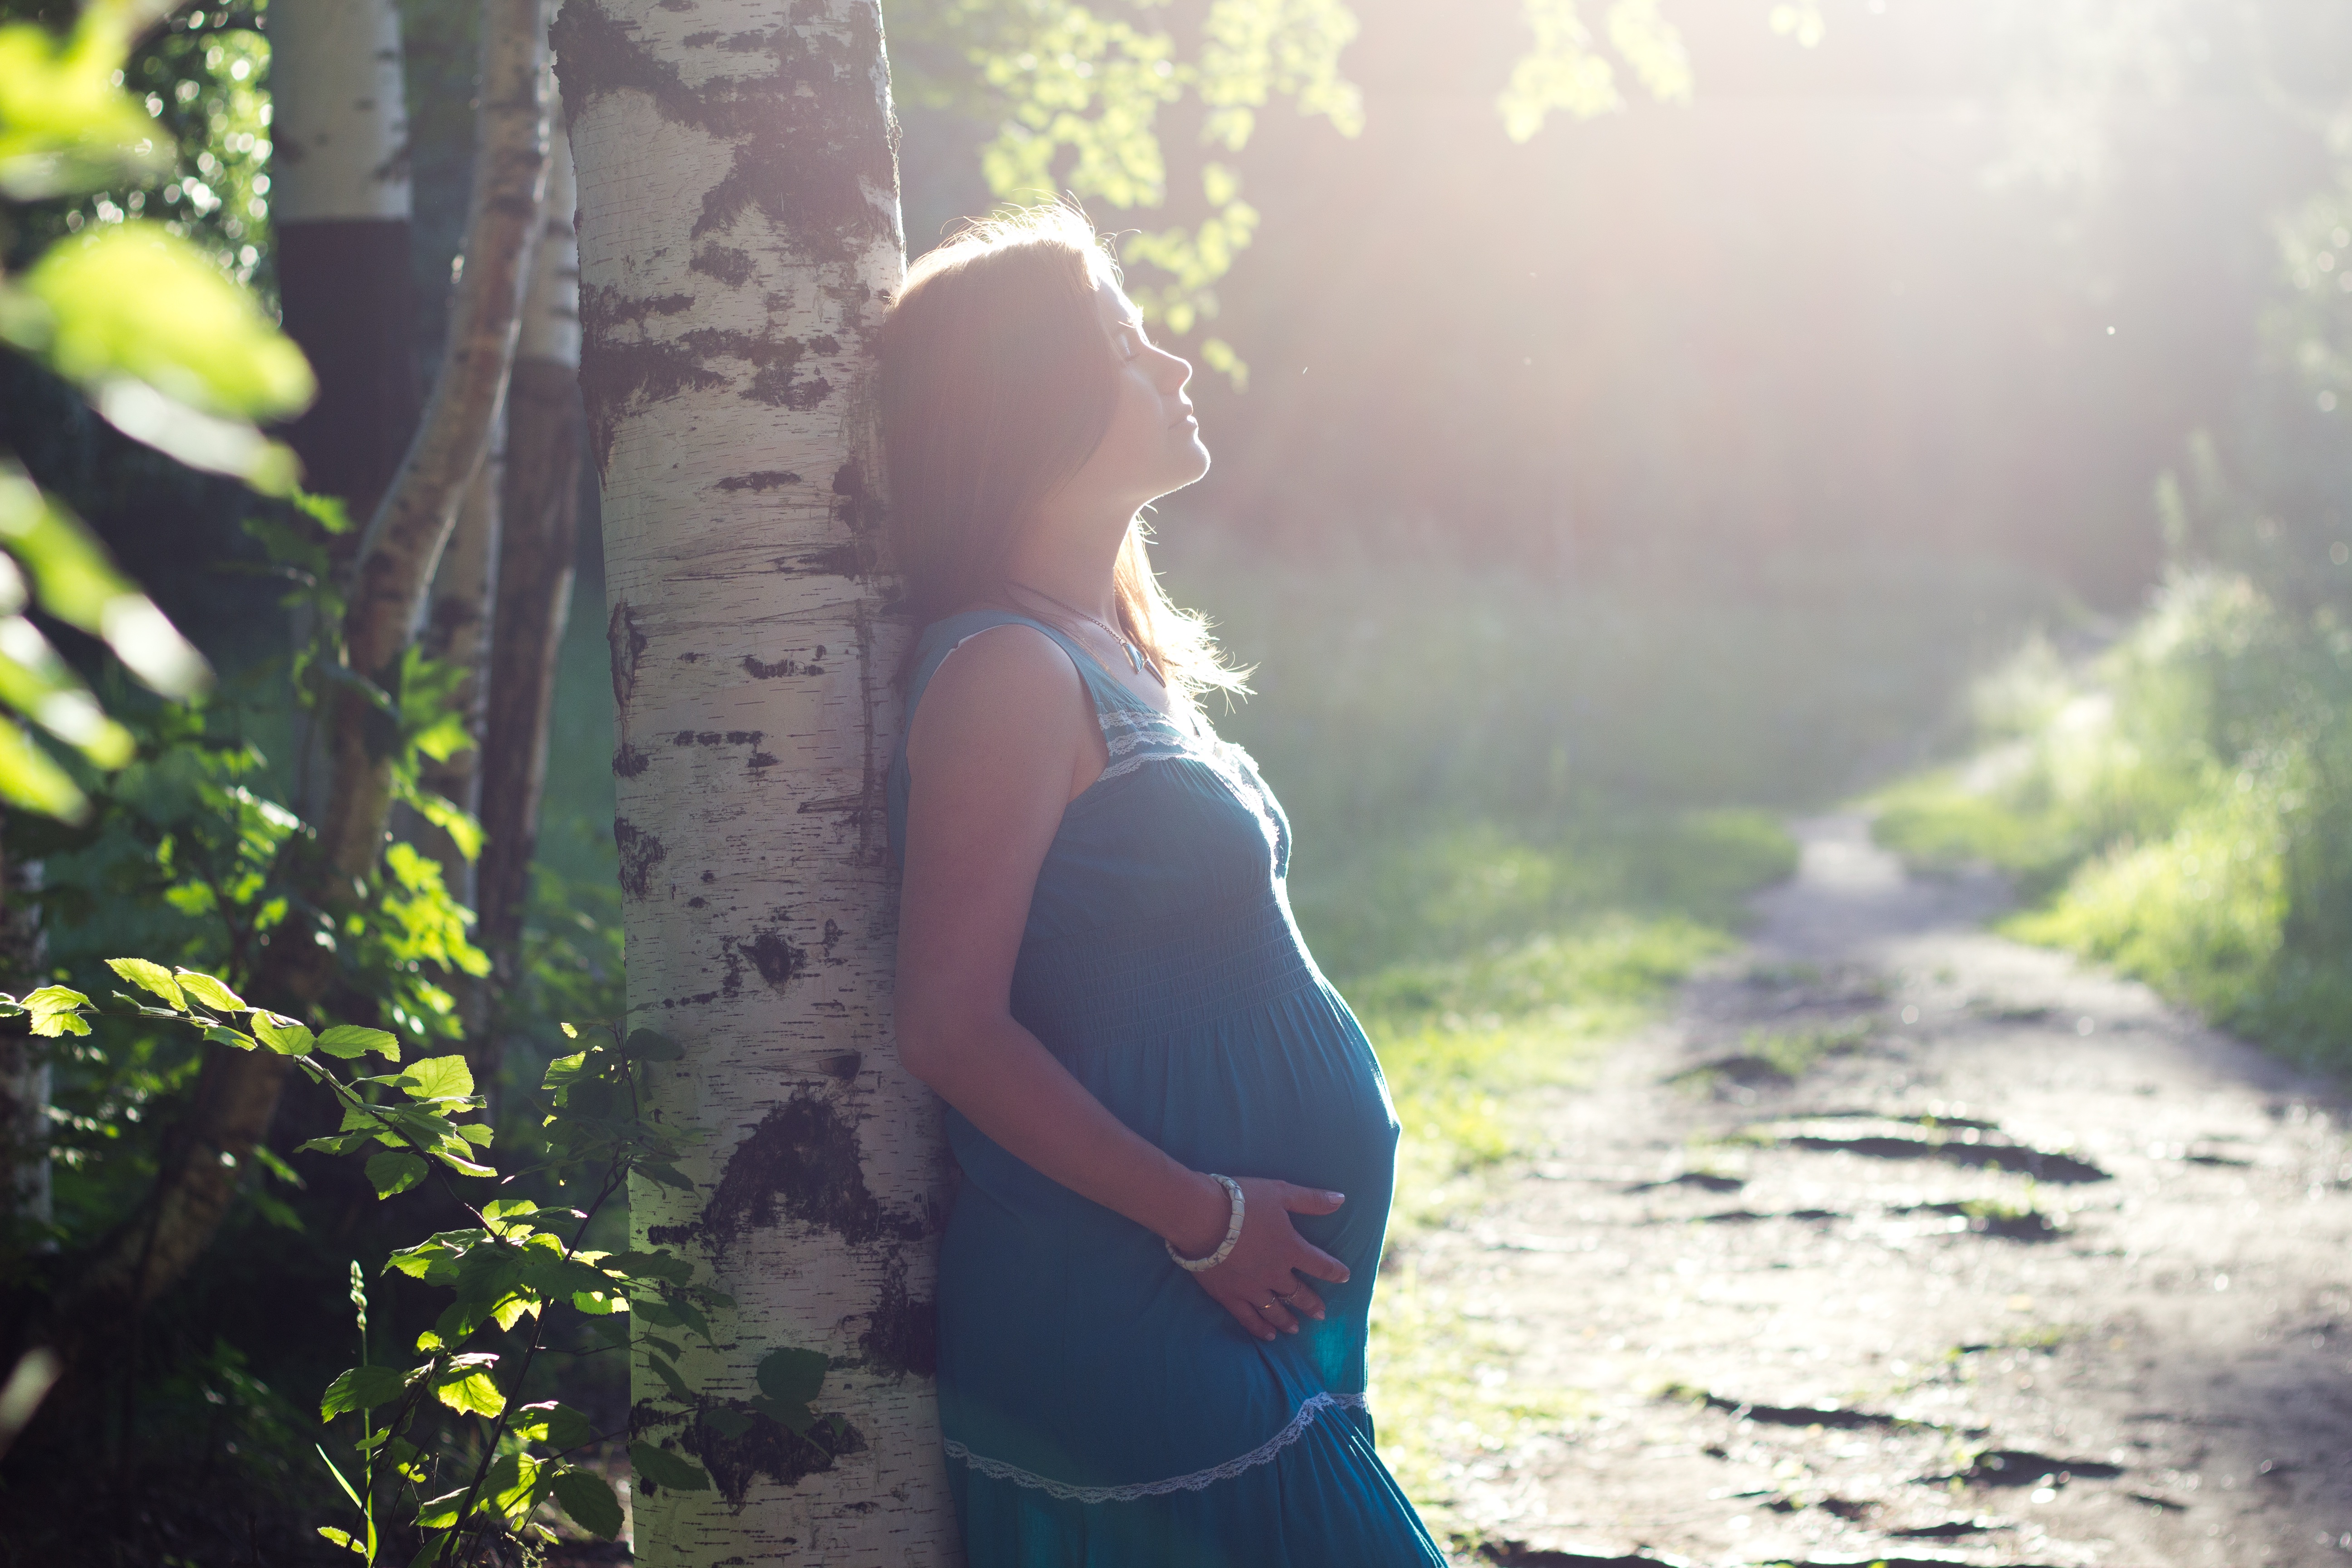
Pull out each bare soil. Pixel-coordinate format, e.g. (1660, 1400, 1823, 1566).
(1410, 814, 2352, 1568)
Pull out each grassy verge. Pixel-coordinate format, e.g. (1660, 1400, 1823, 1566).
(1287, 811, 1799, 1534)
(1869, 569, 2352, 1073)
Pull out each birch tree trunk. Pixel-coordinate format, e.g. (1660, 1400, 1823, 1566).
(476, 113, 583, 975)
(555, 0, 956, 1558)
(416, 418, 505, 912)
(270, 0, 422, 525)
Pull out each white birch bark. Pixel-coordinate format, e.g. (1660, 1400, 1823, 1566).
(556, 0, 956, 1558)
(268, 0, 413, 224)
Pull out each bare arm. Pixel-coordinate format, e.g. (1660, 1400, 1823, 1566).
(895, 625, 1345, 1339)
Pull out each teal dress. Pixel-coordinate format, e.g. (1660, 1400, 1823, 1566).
(888, 610, 1446, 1568)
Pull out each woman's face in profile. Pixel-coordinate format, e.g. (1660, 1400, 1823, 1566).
(1054, 276, 1212, 516)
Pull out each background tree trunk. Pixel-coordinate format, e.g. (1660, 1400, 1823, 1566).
(270, 0, 422, 528)
(475, 110, 583, 992)
(556, 0, 956, 1557)
(0, 830, 49, 1244)
(51, 0, 554, 1334)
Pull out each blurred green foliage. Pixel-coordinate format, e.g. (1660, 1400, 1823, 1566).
(1873, 568, 2352, 1072)
(0, 0, 305, 818)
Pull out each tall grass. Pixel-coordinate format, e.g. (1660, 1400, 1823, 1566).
(1872, 569, 2352, 1072)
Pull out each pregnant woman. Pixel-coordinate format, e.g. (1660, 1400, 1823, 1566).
(885, 205, 1446, 1567)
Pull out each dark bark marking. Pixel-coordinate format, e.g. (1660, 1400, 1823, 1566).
(829, 458, 872, 534)
(608, 598, 647, 710)
(772, 541, 865, 578)
(553, 0, 898, 267)
(682, 1397, 866, 1503)
(819, 1051, 859, 1079)
(743, 653, 798, 678)
(748, 752, 779, 770)
(691, 244, 752, 286)
(717, 470, 801, 492)
(680, 29, 718, 45)
(651, 1090, 928, 1259)
(614, 818, 667, 899)
(687, 896, 707, 908)
(745, 931, 805, 989)
(577, 309, 731, 474)
(613, 742, 653, 777)
(858, 1256, 937, 1379)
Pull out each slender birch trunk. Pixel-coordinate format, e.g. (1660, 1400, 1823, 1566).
(270, 0, 422, 526)
(416, 420, 505, 912)
(52, 0, 553, 1333)
(476, 114, 583, 975)
(555, 1, 955, 1557)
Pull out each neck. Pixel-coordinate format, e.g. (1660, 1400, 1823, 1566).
(1002, 506, 1133, 621)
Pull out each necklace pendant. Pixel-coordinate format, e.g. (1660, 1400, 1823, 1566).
(1121, 641, 1143, 676)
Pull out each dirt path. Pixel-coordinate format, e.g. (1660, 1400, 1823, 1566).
(1408, 813, 2352, 1568)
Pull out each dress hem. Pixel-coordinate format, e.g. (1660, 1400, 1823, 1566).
(945, 1391, 1371, 1505)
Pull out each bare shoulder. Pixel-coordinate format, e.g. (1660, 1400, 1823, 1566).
(906, 621, 1089, 771)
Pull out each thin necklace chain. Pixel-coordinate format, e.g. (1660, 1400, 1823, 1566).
(1006, 580, 1166, 688)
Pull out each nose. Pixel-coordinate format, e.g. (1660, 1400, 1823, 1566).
(1151, 341, 1192, 394)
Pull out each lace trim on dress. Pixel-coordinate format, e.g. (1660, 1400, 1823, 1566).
(1094, 709, 1284, 853)
(945, 1391, 1369, 1504)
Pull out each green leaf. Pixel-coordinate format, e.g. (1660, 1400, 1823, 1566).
(755, 1346, 828, 1406)
(625, 1027, 684, 1061)
(454, 1122, 493, 1147)
(20, 983, 88, 1036)
(549, 1469, 623, 1539)
(646, 1353, 691, 1403)
(628, 1441, 711, 1493)
(431, 1356, 505, 1418)
(5, 222, 315, 423)
(104, 956, 182, 1009)
(399, 1054, 474, 1104)
(316, 1525, 365, 1556)
(510, 1399, 594, 1452)
(541, 1049, 592, 1091)
(749, 1393, 816, 1435)
(0, 713, 87, 820)
(320, 1363, 411, 1420)
(315, 1024, 400, 1061)
(0, 469, 208, 695)
(296, 1131, 374, 1157)
(701, 1406, 755, 1438)
(365, 1151, 427, 1198)
(405, 786, 483, 862)
(172, 968, 245, 1011)
(250, 1011, 314, 1056)
(203, 1025, 255, 1051)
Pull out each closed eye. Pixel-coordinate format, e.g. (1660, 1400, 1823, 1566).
(1115, 320, 1148, 360)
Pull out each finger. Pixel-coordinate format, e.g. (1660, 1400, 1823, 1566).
(1278, 1184, 1347, 1216)
(1219, 1294, 1279, 1342)
(1278, 1281, 1328, 1321)
(1292, 1242, 1350, 1285)
(1251, 1294, 1301, 1336)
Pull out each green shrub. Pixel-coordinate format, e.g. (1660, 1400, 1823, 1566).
(1872, 569, 2352, 1072)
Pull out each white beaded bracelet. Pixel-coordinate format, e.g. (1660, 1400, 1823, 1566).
(1165, 1173, 1244, 1273)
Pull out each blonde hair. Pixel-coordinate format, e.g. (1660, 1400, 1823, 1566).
(880, 204, 1246, 698)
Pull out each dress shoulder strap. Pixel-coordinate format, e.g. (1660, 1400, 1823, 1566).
(902, 608, 1116, 725)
